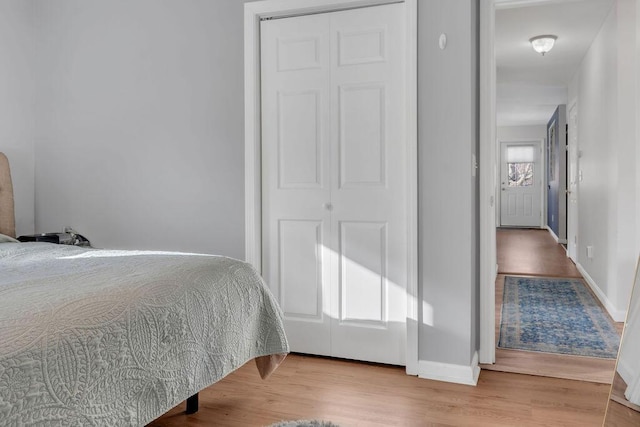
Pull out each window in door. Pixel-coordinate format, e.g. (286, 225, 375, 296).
(506, 145, 535, 187)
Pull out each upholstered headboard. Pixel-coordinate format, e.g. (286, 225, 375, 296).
(0, 152, 16, 238)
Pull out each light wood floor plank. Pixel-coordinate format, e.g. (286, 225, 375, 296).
(150, 228, 619, 426)
(496, 228, 582, 278)
(149, 354, 610, 427)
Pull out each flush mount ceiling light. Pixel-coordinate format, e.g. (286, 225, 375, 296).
(529, 35, 557, 56)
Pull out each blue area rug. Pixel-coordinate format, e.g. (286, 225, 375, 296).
(498, 276, 620, 358)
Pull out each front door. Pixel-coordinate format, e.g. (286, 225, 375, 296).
(260, 3, 407, 365)
(500, 141, 542, 227)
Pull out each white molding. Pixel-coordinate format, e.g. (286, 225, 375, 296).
(479, 0, 497, 365)
(494, 0, 586, 10)
(544, 225, 568, 245)
(576, 262, 627, 322)
(566, 99, 579, 263)
(246, 0, 403, 19)
(545, 225, 559, 242)
(403, 0, 419, 377)
(618, 358, 633, 385)
(244, 0, 418, 374)
(244, 4, 262, 270)
(418, 352, 480, 386)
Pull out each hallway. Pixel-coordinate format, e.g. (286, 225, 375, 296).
(480, 228, 622, 384)
(496, 228, 581, 278)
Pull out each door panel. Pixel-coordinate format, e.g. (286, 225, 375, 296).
(279, 220, 323, 319)
(329, 4, 406, 365)
(277, 36, 321, 71)
(338, 28, 385, 65)
(523, 194, 533, 216)
(507, 194, 516, 215)
(339, 84, 386, 187)
(261, 13, 332, 356)
(261, 3, 406, 365)
(278, 91, 323, 188)
(339, 221, 387, 325)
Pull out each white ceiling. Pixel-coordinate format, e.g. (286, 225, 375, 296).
(495, 0, 615, 127)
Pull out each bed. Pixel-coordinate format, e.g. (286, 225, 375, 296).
(0, 152, 289, 426)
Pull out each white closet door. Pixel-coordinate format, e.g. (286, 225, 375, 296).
(261, 3, 406, 365)
(327, 5, 406, 365)
(261, 13, 333, 356)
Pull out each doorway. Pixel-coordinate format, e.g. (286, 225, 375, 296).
(479, 0, 612, 364)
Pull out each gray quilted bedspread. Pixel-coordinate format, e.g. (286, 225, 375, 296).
(0, 243, 289, 426)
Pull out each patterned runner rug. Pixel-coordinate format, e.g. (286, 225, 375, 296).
(498, 276, 620, 358)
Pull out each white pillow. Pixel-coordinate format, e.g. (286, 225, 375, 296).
(0, 233, 19, 243)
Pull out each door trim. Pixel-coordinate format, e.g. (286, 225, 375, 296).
(244, 0, 418, 374)
(480, 0, 554, 365)
(567, 99, 578, 262)
(479, 0, 497, 364)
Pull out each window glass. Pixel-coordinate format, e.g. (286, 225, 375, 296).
(508, 163, 534, 187)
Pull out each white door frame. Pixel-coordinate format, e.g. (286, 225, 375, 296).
(567, 100, 579, 262)
(479, 0, 498, 364)
(244, 0, 418, 375)
(480, 0, 563, 365)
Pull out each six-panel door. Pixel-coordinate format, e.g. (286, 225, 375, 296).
(260, 3, 407, 365)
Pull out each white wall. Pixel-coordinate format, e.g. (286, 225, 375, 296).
(29, 0, 480, 381)
(568, 0, 638, 318)
(497, 125, 546, 142)
(614, 0, 638, 313)
(637, 0, 640, 259)
(0, 0, 36, 237)
(34, 0, 247, 257)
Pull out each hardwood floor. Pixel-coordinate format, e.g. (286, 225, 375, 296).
(482, 228, 622, 384)
(150, 228, 619, 426)
(604, 372, 640, 425)
(496, 228, 581, 278)
(610, 372, 640, 412)
(603, 400, 640, 426)
(150, 354, 611, 427)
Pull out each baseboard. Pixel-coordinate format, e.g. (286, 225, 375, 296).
(544, 226, 568, 244)
(576, 263, 627, 322)
(617, 358, 633, 385)
(418, 351, 480, 386)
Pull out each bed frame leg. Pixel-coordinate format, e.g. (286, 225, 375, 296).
(186, 393, 199, 414)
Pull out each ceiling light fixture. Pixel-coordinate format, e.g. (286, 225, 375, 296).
(529, 35, 557, 56)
